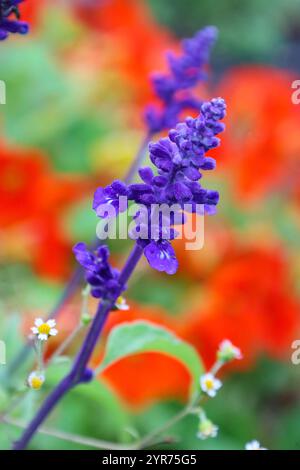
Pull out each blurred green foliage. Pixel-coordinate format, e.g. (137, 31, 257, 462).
(149, 0, 300, 64)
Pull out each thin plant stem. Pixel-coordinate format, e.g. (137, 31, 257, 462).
(3, 415, 175, 450)
(81, 284, 91, 317)
(48, 323, 84, 366)
(48, 285, 92, 364)
(135, 402, 195, 450)
(3, 416, 135, 450)
(36, 340, 44, 372)
(210, 360, 224, 376)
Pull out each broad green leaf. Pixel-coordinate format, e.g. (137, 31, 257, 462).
(100, 321, 203, 398)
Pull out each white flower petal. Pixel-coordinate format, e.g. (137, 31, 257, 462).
(49, 328, 58, 337)
(35, 318, 43, 327)
(28, 372, 35, 382)
(245, 440, 265, 450)
(31, 327, 39, 334)
(118, 304, 129, 311)
(47, 319, 56, 328)
(38, 334, 48, 341)
(214, 378, 222, 390)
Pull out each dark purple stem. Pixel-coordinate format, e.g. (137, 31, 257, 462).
(13, 243, 144, 450)
(7, 133, 152, 380)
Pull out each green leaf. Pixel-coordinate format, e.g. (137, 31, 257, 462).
(100, 321, 203, 398)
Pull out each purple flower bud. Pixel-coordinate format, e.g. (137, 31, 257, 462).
(80, 368, 94, 384)
(199, 157, 216, 170)
(173, 182, 193, 202)
(153, 175, 168, 187)
(139, 167, 154, 184)
(183, 166, 201, 181)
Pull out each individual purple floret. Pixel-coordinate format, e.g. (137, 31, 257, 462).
(144, 240, 178, 275)
(93, 98, 226, 276)
(73, 242, 122, 299)
(0, 0, 28, 40)
(145, 26, 218, 133)
(93, 180, 129, 218)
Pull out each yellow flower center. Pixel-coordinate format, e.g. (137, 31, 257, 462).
(116, 296, 124, 305)
(38, 323, 51, 335)
(205, 379, 214, 390)
(30, 377, 43, 390)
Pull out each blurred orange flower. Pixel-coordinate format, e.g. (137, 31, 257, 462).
(0, 143, 89, 278)
(19, 0, 45, 28)
(215, 66, 300, 200)
(180, 247, 300, 370)
(74, 0, 174, 106)
(173, 214, 235, 281)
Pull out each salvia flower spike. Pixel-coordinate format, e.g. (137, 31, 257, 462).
(145, 26, 218, 133)
(93, 97, 226, 275)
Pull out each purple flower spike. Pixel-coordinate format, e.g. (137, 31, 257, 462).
(93, 97, 226, 276)
(144, 240, 178, 275)
(0, 0, 29, 40)
(144, 26, 218, 133)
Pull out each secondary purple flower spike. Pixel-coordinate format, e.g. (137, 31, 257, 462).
(93, 98, 226, 276)
(145, 26, 218, 133)
(0, 0, 28, 40)
(73, 242, 122, 299)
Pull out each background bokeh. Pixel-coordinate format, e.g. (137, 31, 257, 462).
(0, 0, 300, 450)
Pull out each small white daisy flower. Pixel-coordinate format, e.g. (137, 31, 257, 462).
(217, 339, 242, 362)
(27, 371, 45, 390)
(115, 296, 129, 311)
(245, 440, 267, 450)
(197, 419, 218, 440)
(200, 373, 222, 398)
(31, 318, 58, 341)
